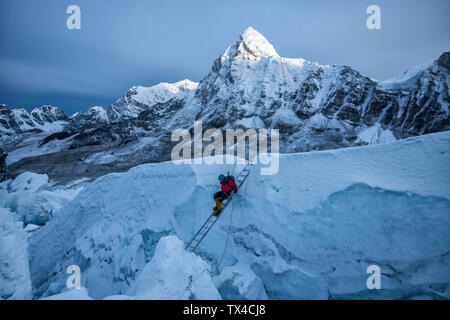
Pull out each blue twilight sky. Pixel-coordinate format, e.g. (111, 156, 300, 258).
(0, 0, 449, 115)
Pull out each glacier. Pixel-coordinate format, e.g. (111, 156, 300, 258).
(0, 207, 32, 299)
(1, 130, 449, 299)
(0, 172, 83, 226)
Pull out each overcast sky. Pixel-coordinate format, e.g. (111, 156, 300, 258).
(1, 0, 449, 115)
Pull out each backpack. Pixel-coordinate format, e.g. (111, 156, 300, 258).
(225, 175, 235, 184)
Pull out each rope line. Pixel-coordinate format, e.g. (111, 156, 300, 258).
(218, 199, 233, 269)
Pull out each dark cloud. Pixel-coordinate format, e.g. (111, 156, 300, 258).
(1, 0, 449, 113)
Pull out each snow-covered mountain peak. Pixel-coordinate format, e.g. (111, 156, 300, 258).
(240, 27, 279, 58)
(30, 105, 60, 113)
(85, 106, 109, 123)
(131, 79, 198, 105)
(30, 105, 67, 124)
(106, 79, 198, 122)
(163, 79, 199, 93)
(222, 27, 279, 62)
(122, 79, 198, 102)
(86, 106, 106, 113)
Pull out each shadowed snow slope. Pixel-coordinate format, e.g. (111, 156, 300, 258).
(125, 235, 220, 300)
(0, 207, 32, 299)
(29, 131, 450, 299)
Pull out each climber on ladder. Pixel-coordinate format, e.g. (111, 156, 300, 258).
(185, 165, 250, 252)
(213, 173, 238, 216)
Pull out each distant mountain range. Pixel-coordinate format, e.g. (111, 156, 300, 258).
(1, 27, 449, 183)
(0, 105, 67, 137)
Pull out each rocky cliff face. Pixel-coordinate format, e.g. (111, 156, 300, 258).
(3, 28, 449, 182)
(0, 148, 12, 182)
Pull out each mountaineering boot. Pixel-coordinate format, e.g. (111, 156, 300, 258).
(213, 197, 219, 211)
(213, 198, 223, 216)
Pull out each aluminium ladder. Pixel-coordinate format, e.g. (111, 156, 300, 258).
(185, 163, 252, 252)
